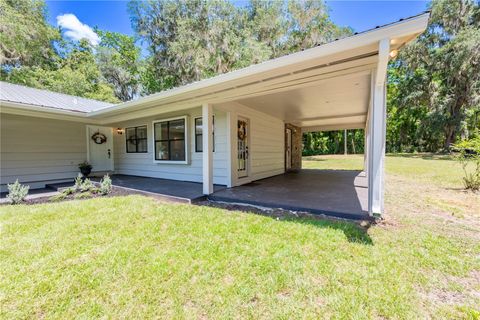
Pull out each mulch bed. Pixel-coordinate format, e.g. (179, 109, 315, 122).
(2, 185, 138, 206)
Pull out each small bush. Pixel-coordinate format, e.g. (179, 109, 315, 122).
(6, 180, 29, 204)
(79, 179, 95, 192)
(74, 173, 83, 192)
(62, 187, 75, 195)
(74, 191, 92, 199)
(454, 137, 480, 191)
(99, 175, 113, 195)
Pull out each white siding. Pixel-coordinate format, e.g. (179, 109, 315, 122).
(0, 114, 87, 191)
(111, 107, 228, 185)
(217, 101, 285, 185)
(0, 102, 284, 192)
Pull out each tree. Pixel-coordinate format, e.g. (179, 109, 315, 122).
(284, 0, 351, 54)
(6, 40, 119, 103)
(391, 0, 480, 150)
(1, 0, 119, 103)
(0, 0, 60, 68)
(129, 0, 271, 94)
(96, 30, 142, 101)
(246, 0, 286, 57)
(303, 130, 365, 156)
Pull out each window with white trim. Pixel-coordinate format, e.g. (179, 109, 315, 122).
(195, 116, 215, 153)
(153, 117, 187, 162)
(125, 126, 148, 153)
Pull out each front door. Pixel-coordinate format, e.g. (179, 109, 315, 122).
(286, 128, 292, 170)
(237, 117, 249, 178)
(87, 125, 114, 172)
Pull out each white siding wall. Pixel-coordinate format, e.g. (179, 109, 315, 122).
(111, 107, 228, 185)
(0, 102, 284, 192)
(217, 101, 285, 185)
(0, 113, 87, 192)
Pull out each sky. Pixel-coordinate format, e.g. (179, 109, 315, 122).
(46, 0, 430, 47)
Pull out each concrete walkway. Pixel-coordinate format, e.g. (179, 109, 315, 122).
(209, 170, 368, 220)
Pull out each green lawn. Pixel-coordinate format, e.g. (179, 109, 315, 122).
(304, 153, 468, 187)
(1, 155, 479, 319)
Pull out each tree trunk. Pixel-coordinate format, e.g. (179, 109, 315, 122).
(444, 126, 456, 150)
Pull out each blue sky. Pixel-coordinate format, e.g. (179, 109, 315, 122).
(46, 0, 429, 44)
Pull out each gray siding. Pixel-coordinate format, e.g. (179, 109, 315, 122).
(0, 114, 87, 191)
(112, 107, 229, 185)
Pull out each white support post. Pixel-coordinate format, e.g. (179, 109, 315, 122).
(225, 111, 234, 188)
(202, 103, 214, 195)
(364, 103, 370, 176)
(367, 38, 389, 217)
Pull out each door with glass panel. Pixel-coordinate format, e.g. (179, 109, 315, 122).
(286, 128, 292, 170)
(237, 117, 249, 178)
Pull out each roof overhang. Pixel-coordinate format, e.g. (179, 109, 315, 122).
(0, 101, 102, 123)
(1, 12, 429, 127)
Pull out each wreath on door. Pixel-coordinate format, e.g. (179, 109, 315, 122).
(91, 131, 107, 144)
(238, 121, 247, 140)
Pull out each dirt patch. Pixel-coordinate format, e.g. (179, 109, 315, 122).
(196, 200, 376, 229)
(385, 174, 480, 234)
(418, 269, 480, 315)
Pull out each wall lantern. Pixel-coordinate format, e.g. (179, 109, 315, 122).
(116, 128, 124, 135)
(389, 49, 398, 59)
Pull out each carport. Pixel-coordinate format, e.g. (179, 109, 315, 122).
(210, 170, 368, 220)
(209, 12, 430, 217)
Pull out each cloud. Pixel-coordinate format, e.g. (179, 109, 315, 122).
(57, 14, 100, 46)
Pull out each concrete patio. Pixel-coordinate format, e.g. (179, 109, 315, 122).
(2, 171, 368, 220)
(209, 170, 368, 220)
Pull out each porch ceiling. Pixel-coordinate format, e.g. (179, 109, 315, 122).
(237, 71, 371, 131)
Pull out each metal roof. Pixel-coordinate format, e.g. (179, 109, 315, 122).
(0, 81, 114, 113)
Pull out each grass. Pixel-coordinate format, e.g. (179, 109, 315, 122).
(1, 154, 479, 319)
(304, 153, 466, 187)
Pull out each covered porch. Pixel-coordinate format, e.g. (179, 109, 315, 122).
(90, 13, 429, 219)
(34, 171, 368, 219)
(196, 18, 430, 218)
(109, 170, 369, 219)
(210, 169, 368, 220)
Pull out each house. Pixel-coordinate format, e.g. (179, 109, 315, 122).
(0, 13, 429, 218)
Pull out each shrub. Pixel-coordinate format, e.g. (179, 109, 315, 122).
(74, 173, 83, 192)
(6, 180, 29, 204)
(62, 187, 75, 195)
(79, 178, 95, 193)
(99, 174, 112, 195)
(74, 191, 92, 199)
(453, 137, 480, 191)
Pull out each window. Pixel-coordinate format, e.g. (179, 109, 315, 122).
(126, 126, 148, 153)
(153, 117, 187, 162)
(195, 116, 215, 152)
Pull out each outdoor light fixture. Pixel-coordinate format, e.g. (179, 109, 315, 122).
(389, 49, 398, 58)
(116, 128, 124, 135)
